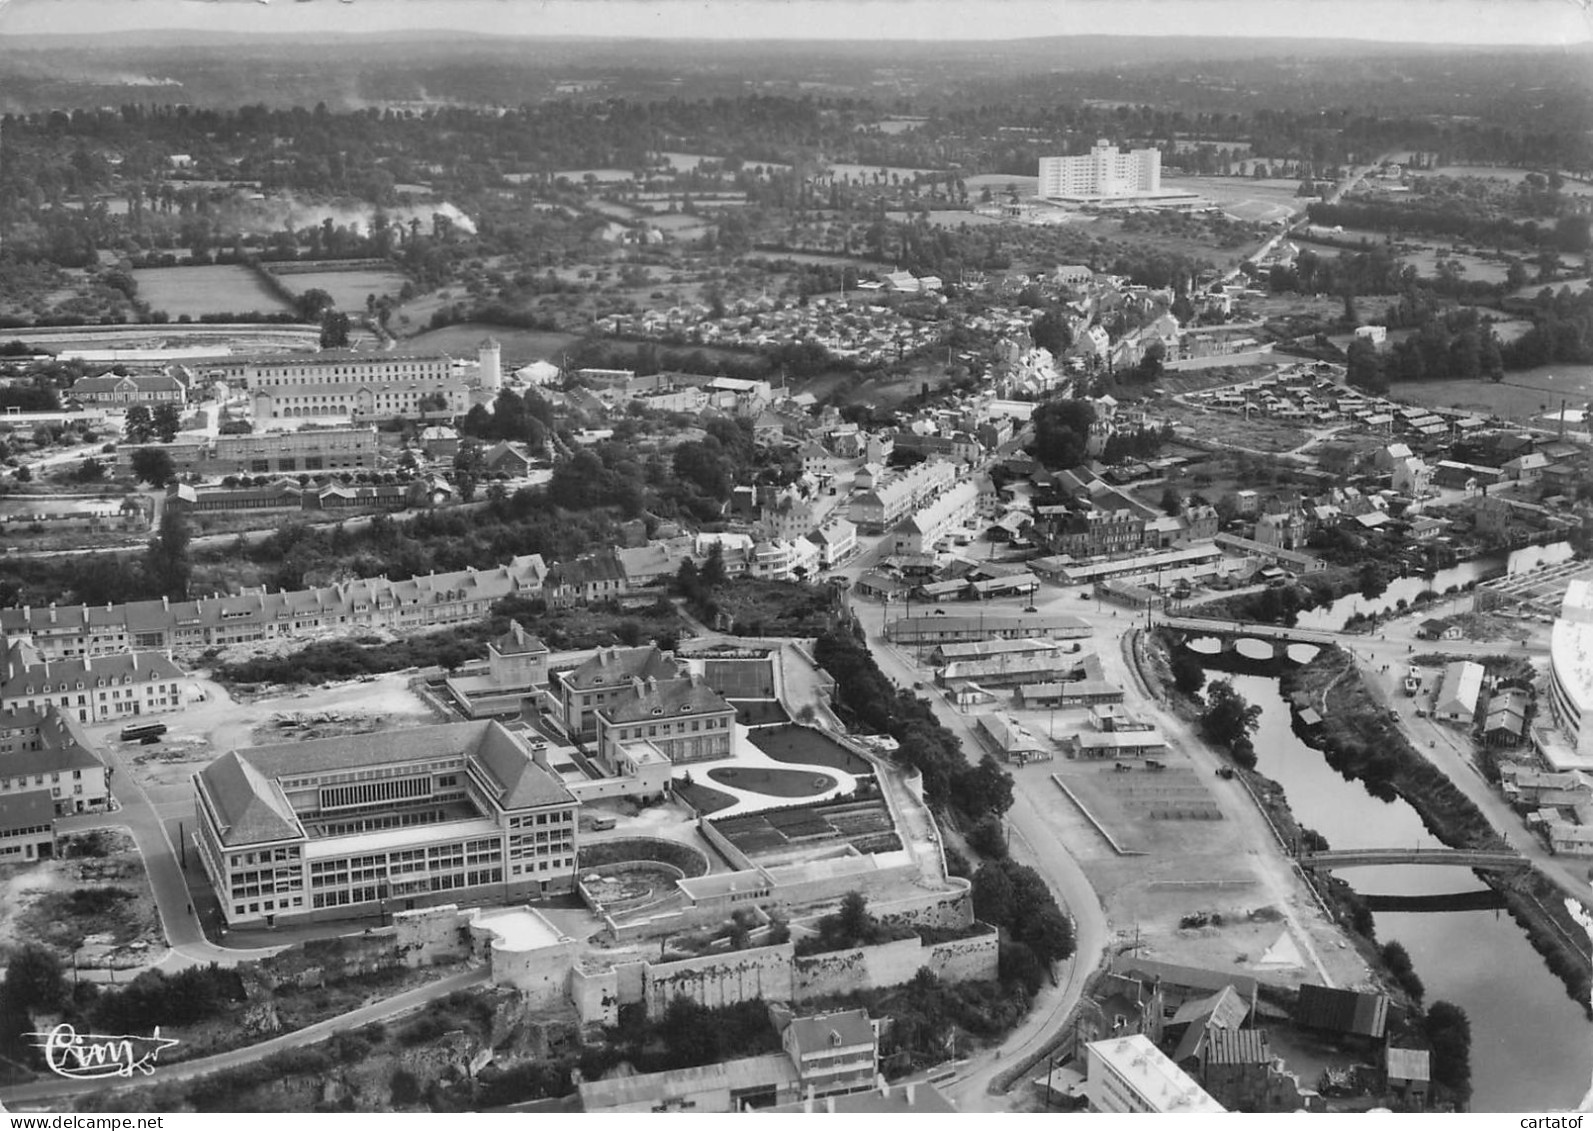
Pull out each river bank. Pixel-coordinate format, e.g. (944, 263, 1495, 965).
(1279, 645, 1593, 1016)
(1145, 626, 1593, 1109)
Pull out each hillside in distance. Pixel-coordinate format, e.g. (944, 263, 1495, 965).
(2, 32, 1589, 115)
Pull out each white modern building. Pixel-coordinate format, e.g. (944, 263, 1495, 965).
(1084, 1034, 1224, 1114)
(1549, 580, 1593, 760)
(1039, 140, 1161, 200)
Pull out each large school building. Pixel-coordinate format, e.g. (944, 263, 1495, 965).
(194, 720, 580, 928)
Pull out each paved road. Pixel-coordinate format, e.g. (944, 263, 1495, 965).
(0, 967, 488, 1108)
(844, 593, 1110, 1111)
(1349, 642, 1593, 914)
(56, 738, 285, 971)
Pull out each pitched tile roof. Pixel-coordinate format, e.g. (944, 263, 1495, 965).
(198, 720, 575, 847)
(562, 645, 679, 690)
(784, 1009, 875, 1056)
(491, 622, 547, 657)
(598, 677, 733, 724)
(0, 788, 57, 833)
(198, 750, 304, 846)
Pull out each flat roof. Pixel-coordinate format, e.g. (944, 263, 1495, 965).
(471, 906, 565, 951)
(1087, 1035, 1224, 1113)
(303, 816, 501, 859)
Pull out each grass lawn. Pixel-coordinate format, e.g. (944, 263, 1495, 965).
(1390, 368, 1593, 420)
(731, 699, 791, 726)
(749, 724, 871, 773)
(134, 265, 292, 317)
(399, 322, 580, 364)
(1160, 176, 1310, 223)
(707, 765, 836, 798)
(673, 777, 738, 814)
(271, 267, 408, 311)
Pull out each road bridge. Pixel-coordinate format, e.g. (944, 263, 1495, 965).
(1298, 848, 1529, 873)
(1156, 615, 1347, 647)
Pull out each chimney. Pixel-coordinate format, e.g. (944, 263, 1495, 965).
(162, 596, 169, 610)
(906, 1083, 916, 1105)
(825, 1097, 836, 1114)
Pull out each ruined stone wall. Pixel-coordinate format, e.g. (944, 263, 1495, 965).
(393, 904, 471, 968)
(570, 965, 620, 1026)
(791, 927, 998, 1002)
(641, 943, 796, 1015)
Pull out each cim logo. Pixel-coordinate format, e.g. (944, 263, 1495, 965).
(27, 1024, 179, 1079)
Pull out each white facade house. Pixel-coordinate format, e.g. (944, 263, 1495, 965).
(887, 480, 979, 556)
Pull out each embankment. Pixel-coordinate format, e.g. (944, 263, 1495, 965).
(1281, 645, 1593, 1015)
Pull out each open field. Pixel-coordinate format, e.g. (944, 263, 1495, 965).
(0, 829, 164, 969)
(1161, 176, 1308, 222)
(400, 322, 579, 365)
(1401, 249, 1512, 284)
(270, 266, 408, 311)
(964, 173, 1038, 196)
(1390, 367, 1593, 421)
(1176, 405, 1312, 453)
(134, 265, 292, 317)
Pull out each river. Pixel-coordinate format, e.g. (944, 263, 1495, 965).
(1215, 667, 1593, 1111)
(1293, 541, 1576, 633)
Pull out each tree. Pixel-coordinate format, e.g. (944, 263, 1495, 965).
(0, 945, 67, 1063)
(971, 860, 1015, 925)
(151, 403, 182, 443)
(1357, 561, 1390, 599)
(966, 814, 1009, 860)
(1345, 337, 1386, 395)
(294, 288, 335, 322)
(1018, 903, 1076, 966)
(130, 447, 176, 487)
(955, 754, 1015, 820)
(1030, 397, 1096, 468)
(836, 891, 871, 942)
(1030, 308, 1073, 355)
(1159, 485, 1183, 516)
(74, 456, 106, 482)
(320, 310, 352, 350)
(1171, 651, 1206, 697)
(145, 506, 192, 599)
(124, 405, 154, 444)
(1200, 679, 1261, 759)
(1424, 1000, 1472, 1100)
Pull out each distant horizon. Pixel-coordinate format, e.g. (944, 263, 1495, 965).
(2, 0, 1590, 46)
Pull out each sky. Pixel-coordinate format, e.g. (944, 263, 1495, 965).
(0, 0, 1589, 44)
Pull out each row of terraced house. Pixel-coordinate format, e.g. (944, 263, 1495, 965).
(0, 554, 552, 661)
